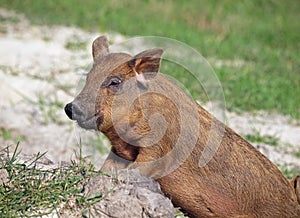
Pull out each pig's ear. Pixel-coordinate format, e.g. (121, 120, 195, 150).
(129, 48, 163, 81)
(92, 35, 109, 60)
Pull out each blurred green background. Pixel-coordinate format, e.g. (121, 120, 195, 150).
(1, 0, 299, 118)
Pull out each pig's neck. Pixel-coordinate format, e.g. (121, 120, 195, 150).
(103, 127, 139, 161)
(103, 83, 210, 163)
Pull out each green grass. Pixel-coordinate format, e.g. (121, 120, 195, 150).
(244, 130, 279, 147)
(295, 151, 300, 158)
(0, 0, 299, 118)
(65, 40, 87, 51)
(87, 133, 110, 155)
(0, 145, 186, 217)
(0, 145, 104, 217)
(280, 166, 300, 180)
(0, 128, 26, 143)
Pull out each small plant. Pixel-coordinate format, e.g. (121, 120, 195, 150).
(0, 14, 19, 23)
(280, 165, 300, 179)
(42, 36, 51, 42)
(175, 207, 189, 217)
(12, 90, 65, 125)
(244, 130, 279, 147)
(65, 40, 87, 51)
(0, 65, 19, 76)
(0, 128, 26, 143)
(294, 151, 300, 158)
(0, 128, 12, 141)
(0, 145, 104, 217)
(36, 94, 64, 125)
(88, 133, 110, 155)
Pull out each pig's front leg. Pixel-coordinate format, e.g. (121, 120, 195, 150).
(289, 175, 300, 204)
(100, 150, 132, 174)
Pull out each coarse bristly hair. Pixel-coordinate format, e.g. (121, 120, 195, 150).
(65, 35, 300, 218)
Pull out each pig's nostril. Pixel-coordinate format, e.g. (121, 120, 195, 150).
(64, 102, 83, 120)
(64, 103, 74, 120)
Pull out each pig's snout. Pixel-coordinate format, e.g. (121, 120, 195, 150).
(64, 102, 84, 121)
(64, 102, 102, 130)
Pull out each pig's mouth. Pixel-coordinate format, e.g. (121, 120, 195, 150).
(77, 112, 104, 130)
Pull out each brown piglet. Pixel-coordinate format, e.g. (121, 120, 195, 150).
(65, 36, 300, 218)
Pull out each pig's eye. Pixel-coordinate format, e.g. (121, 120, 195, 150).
(108, 78, 122, 86)
(102, 76, 123, 90)
(109, 77, 122, 86)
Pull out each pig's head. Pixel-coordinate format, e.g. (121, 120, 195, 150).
(64, 36, 163, 136)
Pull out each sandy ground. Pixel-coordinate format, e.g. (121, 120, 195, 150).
(0, 8, 299, 173)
